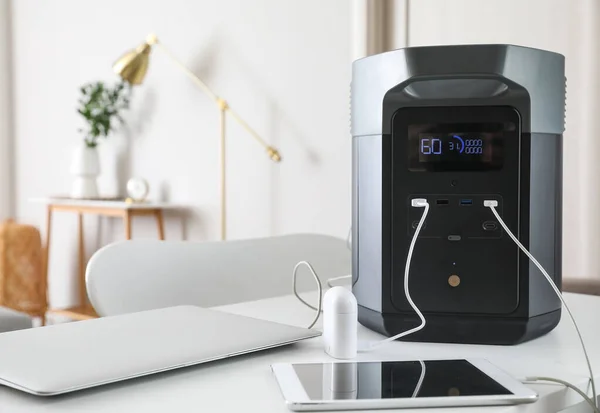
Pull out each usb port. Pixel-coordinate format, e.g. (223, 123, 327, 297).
(459, 199, 473, 206)
(482, 221, 498, 231)
(436, 199, 449, 205)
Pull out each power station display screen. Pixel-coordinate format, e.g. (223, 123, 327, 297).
(418, 133, 493, 162)
(408, 122, 509, 172)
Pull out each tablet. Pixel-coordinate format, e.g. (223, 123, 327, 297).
(271, 359, 537, 411)
(0, 305, 320, 396)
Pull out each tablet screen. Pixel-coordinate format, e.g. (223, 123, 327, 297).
(292, 360, 512, 400)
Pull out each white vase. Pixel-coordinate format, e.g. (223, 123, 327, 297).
(70, 145, 100, 199)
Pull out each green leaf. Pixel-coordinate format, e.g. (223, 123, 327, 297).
(76, 79, 132, 144)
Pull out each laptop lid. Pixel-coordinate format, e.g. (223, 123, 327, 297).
(0, 306, 320, 396)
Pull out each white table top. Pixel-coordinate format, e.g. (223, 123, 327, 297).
(0, 292, 598, 412)
(30, 197, 182, 209)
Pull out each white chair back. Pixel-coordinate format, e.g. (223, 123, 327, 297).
(86, 234, 350, 316)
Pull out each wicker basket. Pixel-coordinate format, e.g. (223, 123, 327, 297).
(0, 220, 47, 318)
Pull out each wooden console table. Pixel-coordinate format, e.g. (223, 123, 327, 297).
(34, 198, 180, 321)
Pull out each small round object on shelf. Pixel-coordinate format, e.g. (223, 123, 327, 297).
(126, 178, 149, 202)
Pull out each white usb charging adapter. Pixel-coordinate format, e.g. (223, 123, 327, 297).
(323, 286, 357, 359)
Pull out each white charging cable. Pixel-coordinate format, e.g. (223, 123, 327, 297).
(326, 275, 352, 288)
(292, 261, 323, 329)
(521, 377, 599, 413)
(485, 200, 598, 411)
(412, 360, 426, 398)
(291, 227, 352, 320)
(360, 198, 430, 351)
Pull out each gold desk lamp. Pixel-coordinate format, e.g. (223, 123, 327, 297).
(113, 34, 281, 240)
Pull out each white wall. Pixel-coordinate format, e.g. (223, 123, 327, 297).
(406, 0, 600, 279)
(0, 0, 12, 220)
(10, 0, 353, 308)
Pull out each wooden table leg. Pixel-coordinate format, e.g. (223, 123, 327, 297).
(77, 213, 87, 309)
(42, 206, 53, 326)
(155, 210, 165, 240)
(124, 210, 132, 240)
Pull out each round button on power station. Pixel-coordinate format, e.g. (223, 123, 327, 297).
(448, 275, 461, 287)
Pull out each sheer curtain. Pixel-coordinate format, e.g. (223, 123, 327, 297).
(0, 0, 13, 221)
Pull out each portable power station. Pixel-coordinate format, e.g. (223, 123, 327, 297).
(351, 44, 565, 344)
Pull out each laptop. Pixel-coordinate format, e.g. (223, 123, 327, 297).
(0, 306, 321, 396)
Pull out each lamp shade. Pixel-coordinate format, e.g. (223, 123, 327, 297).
(113, 42, 152, 85)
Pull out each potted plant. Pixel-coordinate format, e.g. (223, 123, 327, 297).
(71, 81, 131, 198)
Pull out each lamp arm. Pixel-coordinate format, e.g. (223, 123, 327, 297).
(226, 106, 269, 148)
(154, 42, 218, 102)
(154, 41, 280, 160)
